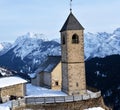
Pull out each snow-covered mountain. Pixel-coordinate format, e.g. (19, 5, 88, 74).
(0, 28, 120, 73)
(0, 42, 12, 56)
(0, 32, 60, 73)
(12, 28, 120, 61)
(0, 67, 15, 77)
(11, 32, 60, 60)
(84, 28, 120, 59)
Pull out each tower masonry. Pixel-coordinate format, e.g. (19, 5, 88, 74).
(60, 12, 87, 95)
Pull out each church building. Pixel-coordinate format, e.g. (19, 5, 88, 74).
(60, 12, 87, 95)
(31, 12, 87, 96)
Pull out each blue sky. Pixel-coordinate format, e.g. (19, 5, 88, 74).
(0, 0, 120, 42)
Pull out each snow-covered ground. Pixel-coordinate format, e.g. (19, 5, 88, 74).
(0, 106, 10, 110)
(84, 107, 105, 110)
(26, 84, 67, 97)
(0, 83, 67, 109)
(0, 83, 102, 110)
(0, 101, 11, 110)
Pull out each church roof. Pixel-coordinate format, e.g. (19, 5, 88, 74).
(35, 56, 61, 74)
(60, 12, 84, 32)
(0, 76, 27, 88)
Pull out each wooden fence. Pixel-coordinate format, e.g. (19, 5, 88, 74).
(11, 91, 101, 109)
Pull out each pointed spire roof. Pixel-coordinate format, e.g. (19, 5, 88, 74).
(60, 12, 84, 32)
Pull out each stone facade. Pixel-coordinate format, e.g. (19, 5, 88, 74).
(13, 96, 110, 110)
(61, 30, 84, 63)
(31, 62, 62, 90)
(31, 72, 44, 87)
(51, 62, 62, 90)
(43, 72, 51, 87)
(61, 28, 86, 94)
(0, 83, 26, 102)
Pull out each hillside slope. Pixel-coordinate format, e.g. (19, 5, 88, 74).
(86, 55, 120, 109)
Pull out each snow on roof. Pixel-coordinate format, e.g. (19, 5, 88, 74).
(0, 76, 27, 88)
(84, 107, 105, 110)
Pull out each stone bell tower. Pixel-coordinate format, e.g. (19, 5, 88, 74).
(60, 12, 86, 95)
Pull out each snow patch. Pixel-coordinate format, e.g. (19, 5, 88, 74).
(0, 76, 27, 88)
(0, 101, 11, 110)
(0, 44, 4, 51)
(28, 73, 36, 78)
(0, 67, 13, 77)
(0, 42, 12, 55)
(0, 106, 10, 110)
(26, 84, 67, 97)
(84, 107, 105, 110)
(0, 70, 6, 76)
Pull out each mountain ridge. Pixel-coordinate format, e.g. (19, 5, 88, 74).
(0, 28, 120, 73)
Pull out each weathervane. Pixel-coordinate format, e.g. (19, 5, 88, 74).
(70, 0, 72, 12)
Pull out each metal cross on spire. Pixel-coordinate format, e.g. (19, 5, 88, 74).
(70, 0, 72, 12)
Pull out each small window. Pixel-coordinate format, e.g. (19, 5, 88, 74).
(72, 34, 79, 44)
(62, 36, 65, 44)
(76, 82, 79, 87)
(55, 81, 59, 86)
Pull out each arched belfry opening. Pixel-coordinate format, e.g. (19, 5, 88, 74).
(72, 34, 79, 44)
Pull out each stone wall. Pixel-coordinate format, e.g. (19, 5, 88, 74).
(61, 30, 84, 63)
(11, 91, 102, 109)
(68, 63, 86, 95)
(12, 95, 110, 110)
(0, 83, 26, 102)
(43, 72, 51, 87)
(51, 62, 62, 90)
(61, 30, 86, 95)
(62, 63, 68, 94)
(31, 72, 41, 86)
(31, 63, 62, 90)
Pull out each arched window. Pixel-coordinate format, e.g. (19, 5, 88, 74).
(72, 34, 79, 44)
(76, 82, 79, 87)
(62, 36, 65, 44)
